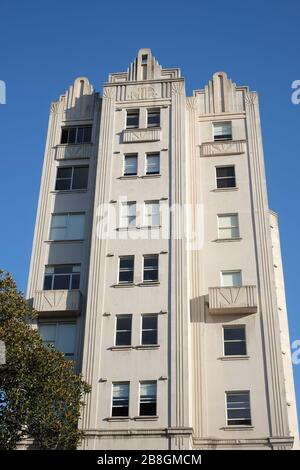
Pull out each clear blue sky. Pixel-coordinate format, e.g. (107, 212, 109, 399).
(0, 0, 299, 423)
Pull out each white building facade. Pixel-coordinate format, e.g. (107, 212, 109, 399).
(27, 49, 299, 450)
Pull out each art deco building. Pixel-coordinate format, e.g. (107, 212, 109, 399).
(27, 49, 299, 450)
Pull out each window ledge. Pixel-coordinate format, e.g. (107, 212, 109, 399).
(139, 225, 161, 230)
(135, 344, 160, 350)
(105, 417, 131, 422)
(112, 283, 135, 288)
(133, 416, 159, 421)
(213, 237, 242, 243)
(109, 346, 134, 351)
(220, 426, 254, 431)
(116, 227, 139, 231)
(140, 174, 161, 179)
(118, 176, 138, 180)
(55, 142, 93, 148)
(137, 282, 160, 287)
(50, 189, 88, 194)
(218, 355, 250, 361)
(212, 188, 239, 192)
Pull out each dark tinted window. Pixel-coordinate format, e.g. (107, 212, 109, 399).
(224, 326, 246, 356)
(116, 316, 132, 346)
(142, 315, 158, 345)
(126, 110, 139, 129)
(216, 166, 236, 188)
(72, 166, 89, 189)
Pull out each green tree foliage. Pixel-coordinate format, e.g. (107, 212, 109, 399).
(0, 270, 90, 449)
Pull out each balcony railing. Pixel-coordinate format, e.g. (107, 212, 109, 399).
(208, 285, 257, 314)
(32, 290, 82, 314)
(123, 128, 161, 143)
(54, 143, 93, 160)
(201, 139, 246, 157)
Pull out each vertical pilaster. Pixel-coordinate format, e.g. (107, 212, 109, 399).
(245, 91, 290, 439)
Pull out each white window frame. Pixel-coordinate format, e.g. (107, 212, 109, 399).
(215, 165, 236, 189)
(115, 315, 132, 346)
(111, 382, 130, 417)
(139, 381, 157, 417)
(144, 201, 160, 227)
(141, 314, 158, 345)
(118, 256, 134, 284)
(223, 325, 247, 357)
(120, 202, 137, 228)
(143, 254, 159, 283)
(147, 108, 160, 128)
(217, 213, 240, 239)
(123, 154, 138, 176)
(225, 391, 252, 426)
(221, 270, 242, 287)
(213, 121, 232, 141)
(126, 109, 139, 129)
(145, 152, 160, 175)
(49, 212, 85, 241)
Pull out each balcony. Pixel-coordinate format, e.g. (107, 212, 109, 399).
(201, 140, 246, 157)
(123, 128, 161, 143)
(54, 143, 93, 160)
(208, 285, 257, 314)
(32, 290, 82, 315)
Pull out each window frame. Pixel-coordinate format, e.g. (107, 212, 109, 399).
(126, 109, 139, 129)
(147, 108, 160, 128)
(143, 254, 159, 283)
(43, 264, 81, 291)
(55, 165, 89, 191)
(225, 391, 252, 426)
(49, 212, 85, 241)
(213, 121, 232, 141)
(118, 256, 134, 284)
(120, 202, 137, 228)
(221, 270, 242, 287)
(60, 126, 92, 145)
(115, 315, 132, 347)
(217, 213, 240, 239)
(111, 382, 130, 417)
(123, 154, 138, 176)
(145, 152, 160, 176)
(141, 314, 158, 345)
(139, 381, 157, 417)
(223, 325, 247, 357)
(144, 200, 160, 227)
(215, 165, 236, 189)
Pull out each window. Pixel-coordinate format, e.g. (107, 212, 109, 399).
(146, 153, 160, 175)
(221, 270, 242, 287)
(55, 166, 89, 191)
(216, 166, 236, 188)
(141, 315, 158, 345)
(126, 110, 139, 129)
(226, 391, 251, 426)
(139, 382, 157, 416)
(213, 122, 232, 141)
(218, 214, 239, 239)
(147, 109, 160, 128)
(143, 255, 159, 282)
(118, 256, 134, 284)
(115, 315, 132, 346)
(123, 154, 138, 176)
(49, 213, 85, 241)
(144, 201, 160, 226)
(141, 55, 148, 80)
(112, 383, 129, 417)
(223, 326, 247, 356)
(39, 322, 76, 361)
(43, 265, 80, 290)
(120, 202, 136, 228)
(60, 126, 92, 144)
